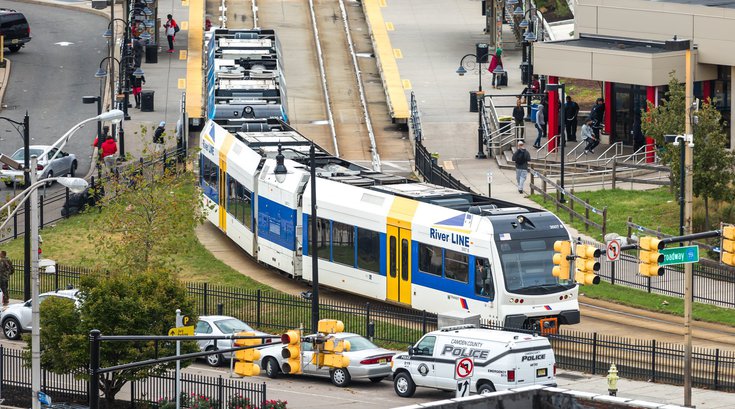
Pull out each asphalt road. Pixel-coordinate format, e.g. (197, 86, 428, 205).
(0, 0, 109, 176)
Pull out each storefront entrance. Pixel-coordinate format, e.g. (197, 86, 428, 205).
(611, 83, 648, 146)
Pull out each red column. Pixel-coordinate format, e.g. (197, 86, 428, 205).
(703, 81, 712, 103)
(547, 76, 559, 153)
(604, 82, 613, 135)
(645, 86, 656, 163)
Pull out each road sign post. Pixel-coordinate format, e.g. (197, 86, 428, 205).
(454, 357, 474, 398)
(660, 245, 699, 266)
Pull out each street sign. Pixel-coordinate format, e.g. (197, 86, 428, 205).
(660, 245, 700, 266)
(456, 379, 471, 398)
(454, 357, 474, 380)
(606, 239, 621, 262)
(168, 325, 195, 336)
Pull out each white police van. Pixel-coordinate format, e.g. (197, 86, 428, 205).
(391, 325, 556, 397)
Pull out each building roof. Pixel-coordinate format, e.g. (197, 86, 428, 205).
(550, 34, 679, 54)
(643, 0, 735, 8)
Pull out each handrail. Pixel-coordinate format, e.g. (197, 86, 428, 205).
(535, 135, 561, 159)
(565, 139, 587, 158)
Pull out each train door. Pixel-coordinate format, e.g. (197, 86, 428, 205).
(386, 225, 412, 305)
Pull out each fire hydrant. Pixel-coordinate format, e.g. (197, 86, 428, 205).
(607, 363, 619, 396)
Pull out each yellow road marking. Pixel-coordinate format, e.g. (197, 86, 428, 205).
(443, 161, 454, 170)
(178, 78, 186, 89)
(402, 79, 412, 90)
(385, 22, 394, 31)
(179, 50, 188, 60)
(393, 48, 402, 59)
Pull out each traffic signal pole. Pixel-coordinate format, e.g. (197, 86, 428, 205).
(683, 44, 695, 408)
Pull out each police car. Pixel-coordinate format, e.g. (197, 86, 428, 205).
(391, 325, 556, 397)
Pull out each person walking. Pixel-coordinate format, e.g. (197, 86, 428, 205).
(512, 140, 531, 194)
(164, 14, 179, 53)
(487, 48, 503, 89)
(101, 136, 118, 168)
(512, 97, 525, 140)
(564, 95, 580, 142)
(130, 70, 146, 109)
(0, 250, 14, 308)
(153, 121, 166, 152)
(533, 101, 546, 149)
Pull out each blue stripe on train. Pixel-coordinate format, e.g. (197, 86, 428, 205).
(257, 196, 296, 251)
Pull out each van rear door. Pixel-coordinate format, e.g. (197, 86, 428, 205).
(512, 338, 555, 387)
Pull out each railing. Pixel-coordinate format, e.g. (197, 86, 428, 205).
(611, 160, 672, 189)
(409, 91, 423, 143)
(626, 217, 715, 252)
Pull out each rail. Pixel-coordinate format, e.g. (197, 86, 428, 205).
(611, 160, 672, 189)
(409, 91, 423, 142)
(251, 0, 258, 29)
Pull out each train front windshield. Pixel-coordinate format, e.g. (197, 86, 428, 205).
(496, 236, 575, 295)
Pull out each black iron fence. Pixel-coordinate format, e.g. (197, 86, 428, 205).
(0, 345, 267, 409)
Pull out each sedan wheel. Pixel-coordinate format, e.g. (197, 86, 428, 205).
(70, 161, 77, 177)
(45, 171, 54, 187)
(330, 368, 351, 387)
(393, 372, 416, 398)
(3, 318, 21, 340)
(265, 357, 280, 379)
(205, 347, 223, 367)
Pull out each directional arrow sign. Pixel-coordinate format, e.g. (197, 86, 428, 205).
(168, 326, 195, 336)
(660, 245, 700, 266)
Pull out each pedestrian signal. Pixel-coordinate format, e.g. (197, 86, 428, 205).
(638, 236, 664, 277)
(574, 244, 601, 285)
(281, 330, 302, 374)
(722, 225, 735, 266)
(552, 240, 572, 281)
(233, 331, 260, 376)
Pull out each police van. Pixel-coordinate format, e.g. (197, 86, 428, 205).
(391, 325, 556, 397)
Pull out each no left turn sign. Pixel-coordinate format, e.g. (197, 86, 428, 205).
(454, 357, 474, 380)
(606, 239, 621, 262)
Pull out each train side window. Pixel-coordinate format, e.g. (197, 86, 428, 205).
(418, 243, 442, 276)
(332, 221, 355, 267)
(200, 156, 218, 192)
(226, 177, 253, 230)
(401, 239, 409, 281)
(474, 257, 495, 300)
(445, 249, 468, 283)
(389, 236, 397, 278)
(307, 217, 331, 260)
(356, 227, 380, 274)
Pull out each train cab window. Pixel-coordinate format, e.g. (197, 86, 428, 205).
(226, 177, 253, 230)
(474, 257, 495, 300)
(401, 239, 409, 281)
(414, 335, 436, 356)
(307, 217, 331, 260)
(389, 236, 397, 278)
(356, 228, 380, 273)
(418, 243, 442, 276)
(444, 249, 469, 283)
(200, 156, 219, 196)
(332, 221, 355, 266)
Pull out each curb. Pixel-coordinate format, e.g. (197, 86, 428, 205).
(0, 58, 11, 111)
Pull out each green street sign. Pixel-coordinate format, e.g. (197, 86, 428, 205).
(660, 245, 700, 266)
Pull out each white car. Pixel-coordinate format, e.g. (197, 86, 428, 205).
(258, 332, 396, 387)
(1, 145, 78, 187)
(194, 315, 274, 367)
(1, 289, 79, 340)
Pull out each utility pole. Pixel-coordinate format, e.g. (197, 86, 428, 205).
(683, 43, 694, 408)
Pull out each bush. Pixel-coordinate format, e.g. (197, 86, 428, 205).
(158, 393, 219, 409)
(227, 394, 255, 409)
(262, 401, 288, 409)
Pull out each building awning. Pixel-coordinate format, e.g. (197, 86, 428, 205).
(534, 34, 717, 86)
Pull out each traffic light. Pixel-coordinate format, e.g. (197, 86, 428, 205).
(233, 331, 261, 376)
(552, 240, 572, 280)
(312, 319, 350, 369)
(317, 319, 345, 334)
(574, 244, 601, 285)
(722, 225, 735, 266)
(639, 236, 664, 277)
(280, 329, 302, 374)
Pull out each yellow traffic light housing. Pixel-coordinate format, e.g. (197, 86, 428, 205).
(317, 319, 345, 334)
(281, 330, 302, 374)
(552, 240, 572, 281)
(574, 244, 601, 285)
(721, 225, 735, 266)
(639, 236, 664, 277)
(233, 331, 261, 377)
(320, 337, 351, 368)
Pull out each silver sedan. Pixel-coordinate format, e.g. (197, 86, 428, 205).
(258, 332, 396, 387)
(194, 315, 274, 367)
(1, 145, 78, 187)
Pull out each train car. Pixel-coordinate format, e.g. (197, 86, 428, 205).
(199, 119, 580, 330)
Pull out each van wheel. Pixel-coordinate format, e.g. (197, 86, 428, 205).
(330, 368, 351, 387)
(393, 372, 416, 398)
(477, 382, 496, 395)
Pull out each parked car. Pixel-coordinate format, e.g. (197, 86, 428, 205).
(1, 289, 79, 340)
(0, 145, 77, 187)
(258, 332, 396, 387)
(194, 315, 274, 367)
(0, 8, 31, 53)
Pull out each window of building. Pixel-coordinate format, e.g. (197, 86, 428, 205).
(474, 257, 494, 300)
(356, 228, 380, 273)
(418, 243, 442, 276)
(226, 177, 253, 230)
(445, 249, 468, 283)
(332, 221, 355, 266)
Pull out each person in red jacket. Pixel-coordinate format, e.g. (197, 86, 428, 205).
(101, 136, 118, 168)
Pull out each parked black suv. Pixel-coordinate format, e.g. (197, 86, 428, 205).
(0, 9, 30, 52)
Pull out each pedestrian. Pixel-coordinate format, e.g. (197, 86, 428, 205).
(512, 97, 525, 140)
(530, 74, 541, 94)
(92, 125, 110, 151)
(130, 70, 146, 109)
(153, 121, 166, 152)
(487, 48, 503, 89)
(534, 100, 546, 149)
(590, 97, 605, 140)
(101, 136, 118, 168)
(582, 120, 598, 154)
(0, 250, 14, 308)
(512, 140, 531, 194)
(164, 14, 179, 53)
(564, 95, 580, 142)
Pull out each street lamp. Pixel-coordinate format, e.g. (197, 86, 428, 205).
(664, 134, 693, 238)
(0, 113, 31, 301)
(273, 143, 320, 333)
(546, 83, 566, 202)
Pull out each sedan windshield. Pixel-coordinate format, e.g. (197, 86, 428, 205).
(496, 236, 575, 295)
(12, 148, 44, 161)
(343, 336, 378, 351)
(214, 318, 254, 334)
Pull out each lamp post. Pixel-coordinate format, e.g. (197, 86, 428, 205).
(0, 113, 31, 301)
(545, 83, 566, 202)
(665, 134, 687, 237)
(456, 50, 505, 159)
(273, 143, 320, 333)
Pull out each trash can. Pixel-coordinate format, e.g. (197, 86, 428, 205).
(498, 117, 512, 135)
(141, 90, 155, 112)
(470, 91, 479, 113)
(520, 62, 531, 85)
(531, 103, 539, 123)
(145, 44, 158, 64)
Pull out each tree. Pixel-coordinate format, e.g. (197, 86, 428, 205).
(641, 73, 735, 229)
(32, 268, 198, 402)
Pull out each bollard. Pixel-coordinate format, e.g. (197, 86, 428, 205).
(216, 303, 223, 315)
(367, 322, 375, 341)
(607, 363, 619, 396)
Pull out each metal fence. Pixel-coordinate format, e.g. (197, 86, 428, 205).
(0, 345, 267, 409)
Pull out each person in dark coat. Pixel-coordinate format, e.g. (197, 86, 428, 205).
(130, 70, 146, 109)
(512, 140, 531, 194)
(564, 95, 580, 142)
(512, 97, 525, 140)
